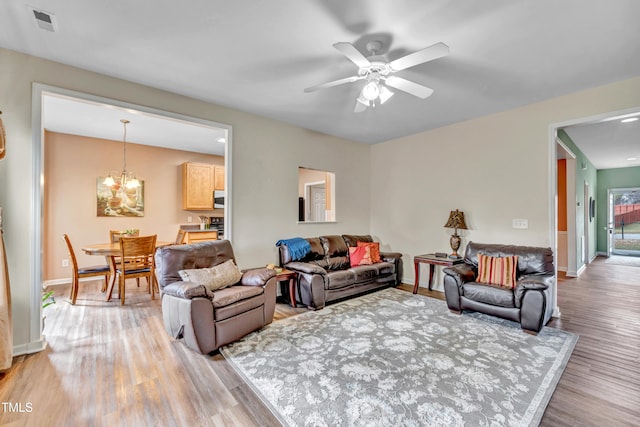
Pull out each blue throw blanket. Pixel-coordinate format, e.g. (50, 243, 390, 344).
(276, 237, 311, 261)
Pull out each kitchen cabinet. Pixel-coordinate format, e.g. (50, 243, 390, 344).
(182, 162, 214, 210)
(184, 230, 218, 244)
(214, 166, 225, 191)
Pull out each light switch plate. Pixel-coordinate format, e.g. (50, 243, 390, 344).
(512, 219, 528, 229)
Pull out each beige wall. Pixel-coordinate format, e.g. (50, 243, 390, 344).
(0, 47, 371, 354)
(371, 76, 640, 288)
(43, 131, 223, 282)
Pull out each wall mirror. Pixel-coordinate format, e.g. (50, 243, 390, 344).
(298, 167, 336, 222)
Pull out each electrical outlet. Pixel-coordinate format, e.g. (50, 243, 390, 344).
(61, 259, 69, 267)
(512, 219, 529, 229)
(187, 216, 193, 223)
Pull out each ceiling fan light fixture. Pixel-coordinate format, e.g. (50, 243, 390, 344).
(379, 86, 394, 104)
(356, 94, 370, 106)
(362, 81, 380, 101)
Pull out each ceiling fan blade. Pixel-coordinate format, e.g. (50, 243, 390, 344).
(304, 75, 362, 93)
(388, 42, 449, 72)
(333, 42, 371, 68)
(385, 76, 434, 99)
(354, 101, 367, 113)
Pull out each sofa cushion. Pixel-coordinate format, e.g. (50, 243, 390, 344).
(464, 241, 554, 276)
(370, 261, 395, 276)
(477, 254, 518, 289)
(155, 240, 237, 290)
(212, 285, 264, 309)
(178, 259, 243, 291)
(357, 241, 381, 263)
(342, 234, 373, 247)
(301, 237, 325, 262)
(349, 246, 372, 267)
(320, 235, 350, 270)
(463, 282, 515, 308)
(213, 287, 265, 321)
(349, 265, 378, 283)
(325, 270, 355, 290)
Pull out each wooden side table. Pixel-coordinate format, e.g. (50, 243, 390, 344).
(276, 269, 298, 307)
(413, 254, 464, 293)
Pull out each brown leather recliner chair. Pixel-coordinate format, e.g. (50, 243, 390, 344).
(443, 241, 555, 334)
(155, 240, 277, 354)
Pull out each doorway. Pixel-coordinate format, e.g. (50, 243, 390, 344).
(608, 188, 640, 257)
(31, 83, 233, 348)
(305, 182, 326, 222)
(556, 140, 577, 275)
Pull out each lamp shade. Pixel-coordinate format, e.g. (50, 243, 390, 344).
(444, 209, 468, 230)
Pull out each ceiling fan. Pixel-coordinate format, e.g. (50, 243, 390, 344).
(305, 40, 449, 113)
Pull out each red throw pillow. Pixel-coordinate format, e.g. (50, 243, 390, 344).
(477, 253, 518, 289)
(349, 246, 372, 267)
(357, 241, 381, 263)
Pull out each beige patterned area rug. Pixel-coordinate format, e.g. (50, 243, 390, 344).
(221, 288, 577, 427)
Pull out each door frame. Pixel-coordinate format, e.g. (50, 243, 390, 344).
(608, 187, 640, 256)
(556, 139, 577, 275)
(304, 180, 326, 222)
(29, 83, 233, 352)
(548, 105, 640, 319)
(583, 181, 590, 265)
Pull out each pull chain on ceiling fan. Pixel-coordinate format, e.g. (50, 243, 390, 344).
(305, 40, 449, 113)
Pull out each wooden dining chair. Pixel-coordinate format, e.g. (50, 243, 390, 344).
(62, 234, 111, 305)
(175, 229, 186, 244)
(109, 229, 140, 242)
(116, 235, 157, 305)
(110, 229, 142, 287)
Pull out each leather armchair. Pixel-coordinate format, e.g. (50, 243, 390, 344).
(443, 241, 554, 333)
(155, 240, 276, 354)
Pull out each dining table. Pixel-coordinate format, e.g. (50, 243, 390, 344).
(82, 240, 171, 302)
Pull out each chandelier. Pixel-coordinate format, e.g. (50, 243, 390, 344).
(103, 119, 140, 189)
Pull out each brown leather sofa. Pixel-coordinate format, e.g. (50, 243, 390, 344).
(443, 241, 555, 333)
(155, 240, 277, 354)
(278, 234, 402, 310)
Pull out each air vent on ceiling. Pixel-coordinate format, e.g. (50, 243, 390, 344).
(28, 6, 57, 32)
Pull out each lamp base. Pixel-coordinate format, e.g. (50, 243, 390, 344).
(450, 233, 461, 258)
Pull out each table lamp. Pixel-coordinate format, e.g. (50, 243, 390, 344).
(444, 209, 468, 259)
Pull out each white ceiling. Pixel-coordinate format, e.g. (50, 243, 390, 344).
(563, 113, 640, 170)
(2, 1, 640, 166)
(42, 94, 227, 156)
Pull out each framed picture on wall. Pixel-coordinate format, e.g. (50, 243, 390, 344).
(96, 177, 145, 217)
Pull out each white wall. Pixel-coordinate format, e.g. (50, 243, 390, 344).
(371, 76, 640, 289)
(0, 48, 371, 354)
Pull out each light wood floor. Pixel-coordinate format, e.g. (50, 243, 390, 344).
(0, 258, 638, 426)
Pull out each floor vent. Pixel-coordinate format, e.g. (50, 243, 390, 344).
(28, 6, 57, 32)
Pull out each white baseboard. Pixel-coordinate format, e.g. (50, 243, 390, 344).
(43, 278, 71, 288)
(576, 264, 586, 276)
(557, 266, 567, 272)
(43, 276, 101, 288)
(13, 338, 46, 356)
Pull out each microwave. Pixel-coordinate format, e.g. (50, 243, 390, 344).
(214, 190, 225, 209)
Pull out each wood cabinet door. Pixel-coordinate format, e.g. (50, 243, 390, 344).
(214, 166, 225, 191)
(185, 230, 218, 243)
(182, 162, 214, 210)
